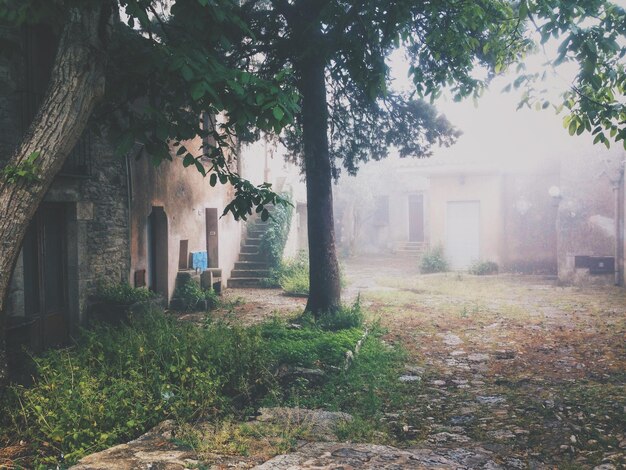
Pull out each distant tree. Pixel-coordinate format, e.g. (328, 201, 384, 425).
(238, 0, 625, 316)
(237, 0, 530, 314)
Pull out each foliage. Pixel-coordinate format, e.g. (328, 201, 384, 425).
(258, 193, 294, 269)
(419, 246, 449, 273)
(278, 253, 309, 296)
(3, 308, 274, 465)
(265, 323, 411, 443)
(0, 151, 40, 184)
(173, 279, 219, 312)
(298, 297, 365, 332)
(508, 1, 626, 149)
(0, 307, 377, 466)
(97, 282, 156, 305)
(0, 0, 300, 221)
(468, 260, 499, 276)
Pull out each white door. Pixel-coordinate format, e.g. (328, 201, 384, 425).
(446, 201, 480, 270)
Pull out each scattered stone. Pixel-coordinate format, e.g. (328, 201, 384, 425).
(442, 333, 463, 346)
(450, 350, 466, 356)
(399, 375, 421, 383)
(428, 432, 472, 444)
(593, 465, 616, 470)
(494, 350, 516, 360)
(70, 421, 199, 470)
(488, 429, 516, 440)
(476, 396, 506, 405)
(452, 379, 468, 385)
(404, 365, 425, 375)
(570, 435, 577, 444)
(467, 353, 490, 362)
(253, 443, 468, 469)
(449, 415, 475, 426)
(431, 380, 447, 386)
(256, 407, 353, 441)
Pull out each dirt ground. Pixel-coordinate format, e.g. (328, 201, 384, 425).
(217, 255, 626, 468)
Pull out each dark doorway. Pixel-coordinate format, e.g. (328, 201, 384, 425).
(147, 207, 169, 300)
(7, 203, 69, 357)
(408, 194, 425, 242)
(206, 208, 219, 268)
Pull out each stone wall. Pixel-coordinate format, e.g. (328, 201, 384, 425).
(557, 148, 624, 285)
(0, 25, 130, 330)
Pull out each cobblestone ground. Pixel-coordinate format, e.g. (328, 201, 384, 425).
(73, 255, 625, 469)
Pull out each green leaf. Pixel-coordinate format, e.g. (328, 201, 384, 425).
(209, 173, 217, 186)
(272, 106, 284, 121)
(191, 82, 205, 101)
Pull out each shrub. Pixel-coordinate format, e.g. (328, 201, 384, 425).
(468, 260, 499, 275)
(91, 283, 158, 324)
(258, 194, 294, 269)
(262, 252, 309, 295)
(173, 279, 219, 311)
(97, 283, 156, 305)
(419, 245, 449, 273)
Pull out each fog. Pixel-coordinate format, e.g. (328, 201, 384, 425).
(334, 20, 626, 277)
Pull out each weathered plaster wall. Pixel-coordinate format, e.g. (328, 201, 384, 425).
(130, 137, 242, 303)
(501, 170, 559, 274)
(557, 148, 624, 284)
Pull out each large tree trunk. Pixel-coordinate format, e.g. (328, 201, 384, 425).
(0, 3, 111, 384)
(299, 50, 342, 315)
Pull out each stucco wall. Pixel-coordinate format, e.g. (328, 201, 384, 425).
(501, 171, 559, 274)
(428, 173, 503, 265)
(557, 149, 623, 284)
(130, 137, 242, 302)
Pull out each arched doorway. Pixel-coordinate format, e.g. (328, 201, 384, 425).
(147, 207, 169, 300)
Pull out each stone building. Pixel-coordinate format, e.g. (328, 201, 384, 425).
(335, 146, 625, 283)
(0, 25, 306, 369)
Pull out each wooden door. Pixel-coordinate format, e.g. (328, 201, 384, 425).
(408, 194, 425, 242)
(22, 204, 69, 350)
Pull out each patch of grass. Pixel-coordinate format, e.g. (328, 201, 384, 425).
(262, 252, 309, 295)
(175, 418, 308, 461)
(1, 305, 392, 466)
(173, 279, 220, 311)
(97, 283, 157, 304)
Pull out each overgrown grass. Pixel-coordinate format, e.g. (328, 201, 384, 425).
(0, 302, 406, 467)
(263, 252, 309, 296)
(173, 278, 220, 311)
(97, 283, 157, 304)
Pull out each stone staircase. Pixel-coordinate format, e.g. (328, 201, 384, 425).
(395, 241, 428, 258)
(228, 218, 271, 288)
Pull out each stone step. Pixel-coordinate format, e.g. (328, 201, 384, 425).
(247, 229, 264, 238)
(245, 237, 262, 246)
(231, 269, 270, 278)
(239, 252, 267, 262)
(234, 261, 269, 270)
(241, 245, 259, 254)
(228, 277, 264, 288)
